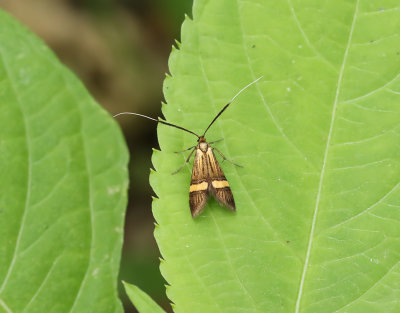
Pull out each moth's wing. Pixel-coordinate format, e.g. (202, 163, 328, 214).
(189, 148, 209, 217)
(189, 187, 208, 217)
(206, 148, 236, 212)
(189, 146, 236, 216)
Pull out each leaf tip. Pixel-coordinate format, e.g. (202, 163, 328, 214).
(171, 45, 178, 53)
(174, 39, 181, 49)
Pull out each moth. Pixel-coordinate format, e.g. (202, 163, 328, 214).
(115, 76, 262, 217)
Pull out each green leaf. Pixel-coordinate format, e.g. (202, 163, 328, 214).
(151, 0, 400, 312)
(123, 282, 166, 313)
(0, 10, 128, 313)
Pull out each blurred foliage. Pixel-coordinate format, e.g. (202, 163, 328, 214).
(0, 0, 192, 312)
(0, 10, 128, 312)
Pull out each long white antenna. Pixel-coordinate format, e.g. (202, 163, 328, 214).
(113, 76, 264, 138)
(113, 112, 157, 119)
(230, 76, 263, 103)
(202, 76, 263, 136)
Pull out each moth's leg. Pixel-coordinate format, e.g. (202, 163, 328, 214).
(172, 147, 196, 175)
(174, 145, 196, 154)
(208, 138, 224, 145)
(213, 147, 243, 168)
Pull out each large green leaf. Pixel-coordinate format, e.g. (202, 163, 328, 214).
(0, 10, 128, 313)
(151, 0, 400, 312)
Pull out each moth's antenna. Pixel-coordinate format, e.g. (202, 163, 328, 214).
(202, 76, 263, 137)
(113, 112, 200, 138)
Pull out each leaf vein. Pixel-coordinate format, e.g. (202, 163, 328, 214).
(294, 0, 360, 311)
(0, 46, 33, 295)
(287, 0, 338, 72)
(323, 182, 400, 234)
(236, 0, 315, 169)
(22, 255, 62, 312)
(64, 82, 95, 313)
(341, 73, 400, 104)
(233, 0, 308, 249)
(0, 299, 13, 313)
(332, 261, 400, 313)
(330, 158, 391, 171)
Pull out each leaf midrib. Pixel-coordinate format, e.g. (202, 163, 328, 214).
(294, 1, 360, 312)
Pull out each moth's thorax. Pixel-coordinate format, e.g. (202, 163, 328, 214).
(199, 142, 208, 152)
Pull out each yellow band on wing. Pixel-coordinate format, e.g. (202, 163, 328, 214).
(190, 181, 208, 192)
(211, 180, 229, 189)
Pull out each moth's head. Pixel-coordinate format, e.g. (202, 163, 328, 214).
(198, 136, 206, 143)
(198, 136, 208, 152)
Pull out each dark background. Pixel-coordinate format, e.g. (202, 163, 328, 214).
(0, 0, 193, 311)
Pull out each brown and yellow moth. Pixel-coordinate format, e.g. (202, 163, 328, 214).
(115, 76, 262, 217)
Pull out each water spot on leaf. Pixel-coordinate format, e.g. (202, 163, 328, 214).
(108, 186, 121, 195)
(92, 268, 100, 276)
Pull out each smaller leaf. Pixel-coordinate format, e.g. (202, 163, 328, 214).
(123, 282, 166, 313)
